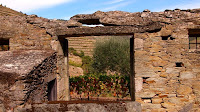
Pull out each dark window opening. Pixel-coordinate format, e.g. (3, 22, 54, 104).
(189, 29, 200, 49)
(0, 39, 9, 51)
(170, 37, 175, 40)
(47, 79, 57, 101)
(176, 62, 184, 67)
(189, 36, 200, 49)
(162, 36, 169, 40)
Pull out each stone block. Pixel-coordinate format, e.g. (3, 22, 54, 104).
(166, 68, 180, 74)
(145, 78, 167, 86)
(135, 71, 158, 78)
(143, 99, 151, 103)
(134, 38, 143, 50)
(159, 73, 168, 78)
(167, 98, 183, 105)
(180, 71, 196, 79)
(153, 67, 164, 72)
(151, 108, 166, 112)
(159, 94, 169, 98)
(179, 103, 193, 112)
(152, 98, 163, 104)
(192, 82, 200, 94)
(177, 85, 192, 95)
(160, 25, 173, 37)
(135, 77, 143, 92)
(138, 92, 156, 98)
(152, 60, 168, 67)
(161, 102, 175, 109)
(142, 103, 161, 109)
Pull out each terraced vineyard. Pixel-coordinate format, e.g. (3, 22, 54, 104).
(67, 36, 99, 57)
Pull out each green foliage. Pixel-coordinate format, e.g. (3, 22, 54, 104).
(81, 56, 94, 75)
(92, 36, 130, 76)
(68, 47, 93, 75)
(70, 74, 130, 99)
(69, 47, 84, 57)
(69, 60, 82, 67)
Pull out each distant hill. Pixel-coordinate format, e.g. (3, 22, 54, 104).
(0, 5, 24, 16)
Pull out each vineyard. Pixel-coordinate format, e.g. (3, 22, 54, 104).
(70, 74, 131, 101)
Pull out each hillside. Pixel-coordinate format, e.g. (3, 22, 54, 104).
(0, 5, 24, 16)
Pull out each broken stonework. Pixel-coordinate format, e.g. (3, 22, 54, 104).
(0, 50, 57, 110)
(1, 5, 200, 112)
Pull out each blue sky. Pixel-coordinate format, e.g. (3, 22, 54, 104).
(0, 0, 200, 20)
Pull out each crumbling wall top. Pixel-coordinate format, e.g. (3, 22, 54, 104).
(70, 9, 200, 26)
(0, 50, 55, 76)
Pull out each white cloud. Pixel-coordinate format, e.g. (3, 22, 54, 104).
(102, 1, 134, 11)
(0, 0, 73, 12)
(105, 0, 124, 5)
(153, 0, 200, 12)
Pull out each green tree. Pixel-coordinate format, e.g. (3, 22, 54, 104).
(92, 36, 130, 76)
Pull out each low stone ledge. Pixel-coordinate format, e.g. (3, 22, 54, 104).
(14, 101, 141, 112)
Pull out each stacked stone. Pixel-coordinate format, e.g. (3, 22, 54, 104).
(0, 51, 57, 110)
(14, 101, 141, 112)
(134, 23, 200, 111)
(24, 52, 57, 104)
(69, 9, 200, 111)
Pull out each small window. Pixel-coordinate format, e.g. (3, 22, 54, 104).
(0, 39, 9, 51)
(189, 36, 200, 49)
(189, 29, 200, 49)
(176, 62, 184, 67)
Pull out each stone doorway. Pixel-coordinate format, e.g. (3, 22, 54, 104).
(47, 79, 57, 101)
(58, 34, 135, 101)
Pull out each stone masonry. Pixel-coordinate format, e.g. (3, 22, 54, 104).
(0, 50, 57, 110)
(0, 5, 200, 112)
(63, 9, 200, 111)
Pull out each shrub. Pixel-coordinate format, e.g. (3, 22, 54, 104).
(92, 36, 130, 76)
(70, 74, 130, 99)
(82, 56, 94, 75)
(69, 47, 84, 57)
(68, 47, 93, 75)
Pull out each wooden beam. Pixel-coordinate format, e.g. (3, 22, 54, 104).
(130, 36, 135, 101)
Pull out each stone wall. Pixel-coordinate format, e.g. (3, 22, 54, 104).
(13, 101, 141, 112)
(1, 7, 200, 111)
(67, 9, 200, 111)
(134, 24, 200, 111)
(0, 51, 57, 110)
(0, 16, 53, 51)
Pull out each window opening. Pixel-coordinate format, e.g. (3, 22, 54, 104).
(189, 36, 200, 49)
(47, 79, 57, 101)
(161, 36, 169, 40)
(0, 39, 9, 51)
(188, 29, 200, 49)
(67, 35, 133, 101)
(176, 62, 184, 67)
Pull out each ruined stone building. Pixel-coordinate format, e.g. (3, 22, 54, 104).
(0, 5, 200, 111)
